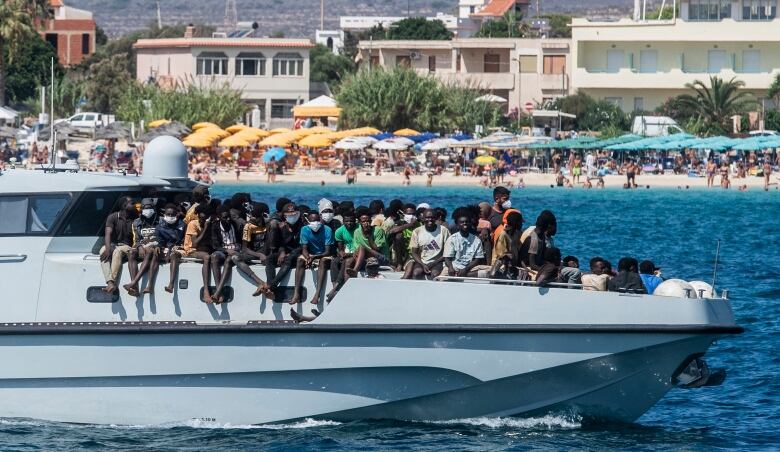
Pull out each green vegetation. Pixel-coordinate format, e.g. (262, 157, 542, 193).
(473, 11, 528, 38)
(676, 76, 756, 135)
(310, 44, 357, 87)
(539, 14, 573, 38)
(116, 78, 247, 128)
(2, 34, 62, 104)
(336, 67, 501, 133)
(0, 0, 50, 106)
(386, 17, 453, 40)
(544, 90, 629, 133)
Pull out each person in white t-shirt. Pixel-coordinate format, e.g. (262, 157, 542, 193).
(442, 214, 489, 278)
(402, 209, 450, 280)
(586, 152, 596, 178)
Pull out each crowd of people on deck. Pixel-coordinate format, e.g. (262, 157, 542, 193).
(98, 185, 667, 317)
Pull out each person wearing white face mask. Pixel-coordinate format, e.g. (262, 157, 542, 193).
(289, 211, 334, 306)
(123, 198, 162, 297)
(488, 186, 512, 232)
(259, 202, 304, 300)
(318, 198, 341, 232)
(387, 203, 420, 271)
(155, 204, 185, 294)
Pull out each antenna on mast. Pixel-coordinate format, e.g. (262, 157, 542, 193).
(224, 0, 238, 30)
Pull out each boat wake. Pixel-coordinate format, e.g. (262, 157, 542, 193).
(0, 417, 342, 431)
(429, 414, 582, 430)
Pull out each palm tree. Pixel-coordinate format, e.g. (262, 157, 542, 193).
(677, 76, 757, 135)
(0, 0, 49, 106)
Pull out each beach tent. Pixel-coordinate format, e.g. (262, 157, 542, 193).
(292, 95, 341, 119)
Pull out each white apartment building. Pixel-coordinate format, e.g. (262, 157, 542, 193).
(571, 0, 780, 112)
(134, 28, 313, 128)
(357, 38, 571, 113)
(340, 13, 459, 33)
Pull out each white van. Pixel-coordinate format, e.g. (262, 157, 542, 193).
(632, 116, 685, 137)
(64, 113, 115, 136)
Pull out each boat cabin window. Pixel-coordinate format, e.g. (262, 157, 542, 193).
(0, 194, 71, 235)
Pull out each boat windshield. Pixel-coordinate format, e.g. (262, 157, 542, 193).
(0, 194, 71, 236)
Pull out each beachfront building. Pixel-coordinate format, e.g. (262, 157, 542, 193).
(133, 27, 313, 128)
(357, 37, 571, 113)
(458, 0, 531, 37)
(41, 0, 96, 67)
(571, 0, 780, 112)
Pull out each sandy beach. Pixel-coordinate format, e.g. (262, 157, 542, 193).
(213, 168, 778, 189)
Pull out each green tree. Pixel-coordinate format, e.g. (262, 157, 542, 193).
(3, 34, 63, 103)
(310, 44, 356, 87)
(473, 11, 527, 38)
(546, 90, 629, 133)
(539, 14, 572, 38)
(83, 53, 133, 113)
(0, 0, 50, 106)
(336, 66, 501, 133)
(645, 5, 677, 19)
(677, 76, 757, 135)
(386, 18, 453, 40)
(768, 73, 780, 106)
(343, 26, 387, 59)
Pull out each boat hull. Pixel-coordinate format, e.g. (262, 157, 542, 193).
(0, 327, 721, 425)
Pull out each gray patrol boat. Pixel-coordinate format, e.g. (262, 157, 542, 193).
(0, 136, 742, 425)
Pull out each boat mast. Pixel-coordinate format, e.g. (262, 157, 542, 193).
(50, 56, 55, 168)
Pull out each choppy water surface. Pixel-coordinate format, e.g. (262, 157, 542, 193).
(3, 185, 777, 450)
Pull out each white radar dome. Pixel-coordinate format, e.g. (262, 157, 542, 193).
(143, 135, 188, 180)
(688, 281, 715, 299)
(654, 279, 698, 299)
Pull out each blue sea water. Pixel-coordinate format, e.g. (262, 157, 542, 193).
(2, 184, 778, 450)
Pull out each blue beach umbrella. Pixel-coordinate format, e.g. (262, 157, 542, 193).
(372, 132, 393, 140)
(262, 147, 286, 162)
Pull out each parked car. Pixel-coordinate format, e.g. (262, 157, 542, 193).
(59, 113, 115, 137)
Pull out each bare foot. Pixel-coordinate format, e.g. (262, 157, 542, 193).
(143, 286, 154, 295)
(262, 285, 276, 300)
(288, 294, 301, 305)
(309, 295, 319, 305)
(325, 290, 337, 303)
(164, 284, 174, 293)
(104, 282, 117, 294)
(123, 284, 140, 297)
(252, 285, 265, 297)
(346, 268, 358, 277)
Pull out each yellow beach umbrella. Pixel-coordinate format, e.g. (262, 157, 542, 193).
(260, 133, 295, 147)
(192, 122, 219, 131)
(195, 127, 230, 139)
(182, 135, 215, 148)
(474, 155, 497, 165)
(226, 124, 247, 133)
(394, 128, 420, 136)
(238, 127, 270, 138)
(148, 119, 170, 128)
(305, 126, 333, 134)
(269, 128, 292, 135)
(358, 127, 381, 135)
(219, 135, 251, 148)
(298, 134, 333, 148)
(233, 130, 261, 143)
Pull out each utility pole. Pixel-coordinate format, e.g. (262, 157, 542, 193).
(156, 1, 162, 28)
(320, 0, 325, 31)
(407, 0, 410, 17)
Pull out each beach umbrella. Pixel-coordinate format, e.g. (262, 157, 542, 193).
(450, 133, 473, 141)
(225, 124, 248, 133)
(269, 128, 292, 135)
(304, 126, 333, 134)
(260, 132, 296, 147)
(421, 138, 457, 151)
(159, 121, 191, 136)
(476, 94, 508, 103)
(298, 134, 333, 148)
(148, 119, 170, 128)
(372, 132, 393, 140)
(374, 139, 409, 151)
(474, 155, 497, 165)
(182, 135, 215, 148)
(262, 147, 287, 162)
(334, 139, 368, 150)
(394, 128, 419, 136)
(219, 135, 251, 148)
(191, 122, 218, 131)
(390, 137, 415, 147)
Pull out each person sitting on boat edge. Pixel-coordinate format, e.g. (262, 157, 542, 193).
(560, 255, 583, 285)
(326, 208, 358, 303)
(488, 186, 512, 232)
(441, 211, 489, 278)
(607, 257, 647, 294)
(232, 204, 270, 297)
(639, 260, 663, 295)
(123, 198, 162, 297)
(290, 210, 334, 305)
(346, 208, 390, 278)
(519, 210, 557, 278)
(402, 209, 450, 280)
(259, 201, 303, 299)
(181, 203, 216, 302)
(582, 257, 610, 291)
(156, 204, 185, 294)
(536, 247, 563, 287)
(184, 185, 209, 225)
(210, 204, 242, 303)
(100, 196, 138, 295)
(386, 203, 419, 272)
(491, 210, 522, 280)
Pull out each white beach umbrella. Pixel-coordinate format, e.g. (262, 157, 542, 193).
(334, 139, 368, 150)
(421, 138, 457, 151)
(389, 137, 415, 147)
(373, 139, 409, 150)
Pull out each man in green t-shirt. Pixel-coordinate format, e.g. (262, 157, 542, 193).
(346, 210, 389, 278)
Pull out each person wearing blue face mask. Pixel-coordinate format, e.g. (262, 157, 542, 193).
(290, 211, 334, 306)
